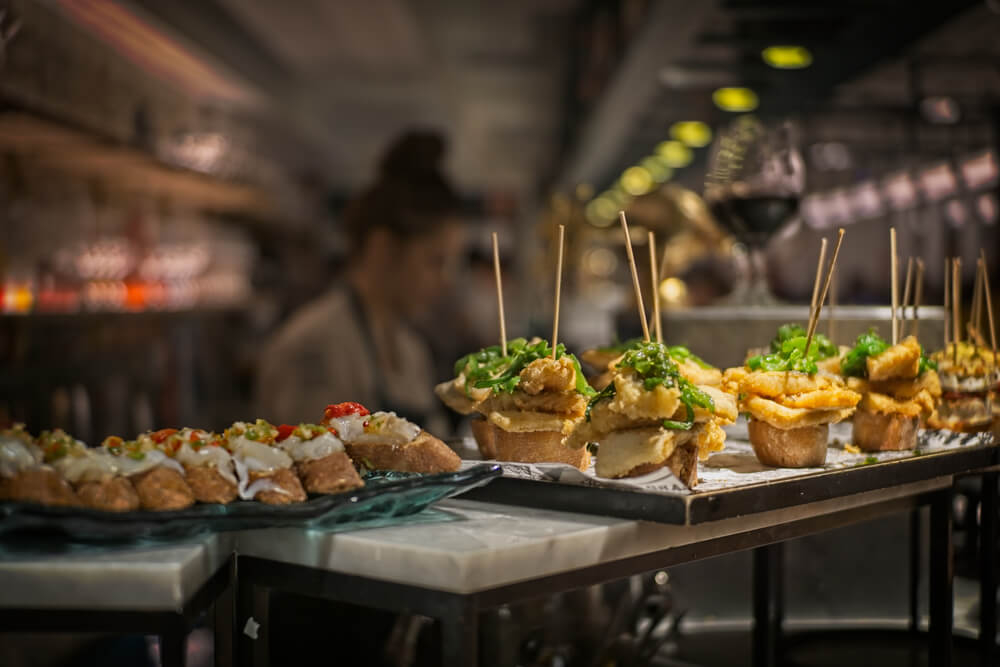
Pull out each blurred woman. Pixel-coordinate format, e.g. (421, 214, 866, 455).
(257, 131, 464, 434)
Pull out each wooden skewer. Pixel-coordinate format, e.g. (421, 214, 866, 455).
(911, 258, 924, 339)
(619, 211, 650, 342)
(970, 257, 984, 343)
(648, 230, 663, 343)
(890, 228, 899, 345)
(810, 237, 828, 317)
(551, 224, 565, 360)
(827, 269, 837, 342)
(981, 252, 997, 367)
(952, 257, 962, 364)
(943, 257, 951, 350)
(900, 256, 914, 336)
(491, 232, 508, 357)
(805, 228, 845, 358)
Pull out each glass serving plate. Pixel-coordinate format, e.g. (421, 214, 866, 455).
(0, 464, 501, 541)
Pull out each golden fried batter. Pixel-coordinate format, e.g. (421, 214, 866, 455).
(745, 396, 855, 430)
(608, 371, 681, 420)
(867, 336, 921, 381)
(296, 452, 364, 494)
(479, 390, 587, 418)
(434, 375, 489, 415)
(76, 478, 140, 512)
(739, 371, 840, 400)
(183, 465, 238, 504)
(860, 391, 925, 418)
(677, 359, 723, 387)
(486, 410, 575, 434)
(779, 386, 862, 410)
(868, 370, 942, 401)
(594, 427, 696, 479)
(519, 357, 577, 395)
(693, 420, 726, 460)
(131, 467, 195, 511)
(588, 400, 660, 435)
(721, 366, 749, 395)
(689, 386, 737, 423)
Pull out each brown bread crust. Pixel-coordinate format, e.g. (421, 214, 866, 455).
(76, 477, 140, 512)
(344, 431, 461, 474)
(748, 419, 828, 468)
(131, 467, 195, 511)
(853, 409, 919, 451)
(296, 452, 364, 494)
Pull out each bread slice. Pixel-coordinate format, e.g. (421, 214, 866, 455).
(748, 419, 828, 468)
(469, 416, 497, 459)
(490, 426, 591, 470)
(853, 408, 918, 451)
(0, 468, 80, 507)
(76, 477, 140, 512)
(344, 431, 461, 474)
(593, 426, 697, 484)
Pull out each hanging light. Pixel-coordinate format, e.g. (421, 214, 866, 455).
(712, 87, 759, 112)
(762, 46, 813, 69)
(655, 141, 693, 168)
(669, 121, 713, 148)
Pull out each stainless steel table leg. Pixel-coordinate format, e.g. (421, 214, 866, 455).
(236, 579, 270, 667)
(930, 488, 954, 667)
(981, 472, 997, 667)
(441, 599, 478, 667)
(753, 542, 784, 667)
(159, 623, 187, 667)
(910, 507, 922, 633)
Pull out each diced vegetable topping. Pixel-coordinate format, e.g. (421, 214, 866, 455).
(323, 402, 371, 420)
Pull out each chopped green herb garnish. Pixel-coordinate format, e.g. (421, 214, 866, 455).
(463, 338, 595, 397)
(585, 341, 714, 425)
(771, 323, 837, 359)
(841, 330, 889, 378)
(667, 345, 713, 369)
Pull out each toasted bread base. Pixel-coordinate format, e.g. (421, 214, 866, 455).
(618, 440, 699, 487)
(0, 468, 80, 507)
(250, 468, 307, 505)
(853, 408, 919, 451)
(183, 464, 239, 504)
(344, 431, 461, 474)
(76, 477, 140, 512)
(490, 426, 590, 470)
(296, 452, 364, 494)
(469, 417, 497, 460)
(130, 467, 195, 511)
(748, 419, 828, 468)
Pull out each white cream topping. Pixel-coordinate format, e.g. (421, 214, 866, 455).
(328, 411, 420, 447)
(0, 436, 43, 478)
(227, 436, 291, 472)
(232, 457, 289, 500)
(53, 447, 120, 484)
(113, 448, 185, 477)
(278, 431, 344, 463)
(175, 443, 238, 485)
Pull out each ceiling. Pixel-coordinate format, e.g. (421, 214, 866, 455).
(125, 0, 580, 197)
(55, 0, 1000, 205)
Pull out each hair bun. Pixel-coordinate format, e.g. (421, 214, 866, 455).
(378, 130, 447, 181)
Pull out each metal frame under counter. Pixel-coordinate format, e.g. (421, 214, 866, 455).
(231, 470, 998, 667)
(0, 532, 236, 667)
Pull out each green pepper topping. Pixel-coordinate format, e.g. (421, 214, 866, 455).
(770, 323, 837, 359)
(585, 341, 714, 430)
(841, 329, 937, 378)
(461, 338, 595, 397)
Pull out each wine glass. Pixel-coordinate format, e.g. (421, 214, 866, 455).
(704, 116, 805, 305)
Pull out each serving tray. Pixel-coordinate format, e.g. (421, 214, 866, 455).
(459, 427, 997, 525)
(0, 464, 501, 540)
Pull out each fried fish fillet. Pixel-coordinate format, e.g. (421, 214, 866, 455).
(593, 426, 696, 479)
(739, 370, 840, 400)
(677, 359, 723, 387)
(693, 419, 726, 460)
(519, 357, 577, 394)
(478, 390, 587, 418)
(687, 386, 737, 423)
(608, 371, 682, 420)
(745, 395, 855, 430)
(860, 391, 925, 418)
(486, 410, 576, 434)
(867, 336, 921, 381)
(434, 374, 489, 415)
(778, 386, 862, 410)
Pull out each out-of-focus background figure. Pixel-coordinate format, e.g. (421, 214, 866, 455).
(257, 130, 463, 434)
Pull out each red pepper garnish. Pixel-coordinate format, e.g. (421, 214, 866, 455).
(327, 427, 339, 436)
(275, 424, 296, 442)
(189, 431, 200, 443)
(150, 428, 178, 444)
(323, 402, 370, 421)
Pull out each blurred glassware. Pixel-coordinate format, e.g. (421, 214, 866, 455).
(705, 116, 805, 305)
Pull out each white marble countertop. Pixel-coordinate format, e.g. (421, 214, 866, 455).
(0, 532, 233, 611)
(0, 474, 952, 609)
(234, 475, 950, 594)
